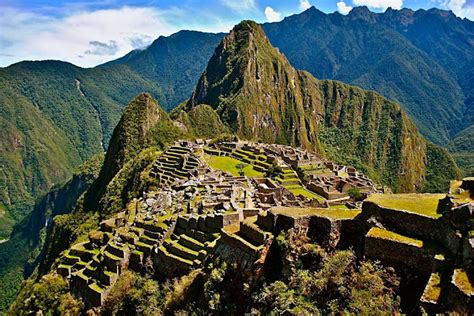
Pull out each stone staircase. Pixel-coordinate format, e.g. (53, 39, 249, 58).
(276, 165, 301, 187)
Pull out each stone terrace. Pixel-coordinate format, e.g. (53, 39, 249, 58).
(54, 140, 473, 312)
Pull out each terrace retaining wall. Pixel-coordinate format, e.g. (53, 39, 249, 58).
(362, 202, 461, 254)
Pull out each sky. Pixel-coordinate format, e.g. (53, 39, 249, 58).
(1, 0, 473, 68)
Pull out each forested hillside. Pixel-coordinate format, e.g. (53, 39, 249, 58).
(1, 6, 472, 239)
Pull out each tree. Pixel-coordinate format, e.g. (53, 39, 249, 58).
(236, 163, 247, 177)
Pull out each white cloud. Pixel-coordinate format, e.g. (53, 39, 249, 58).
(352, 0, 403, 9)
(0, 6, 179, 67)
(337, 1, 353, 14)
(442, 0, 474, 19)
(299, 0, 312, 11)
(264, 6, 282, 22)
(220, 0, 257, 13)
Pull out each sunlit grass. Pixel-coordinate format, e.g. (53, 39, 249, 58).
(204, 154, 264, 177)
(367, 227, 423, 247)
(271, 206, 361, 220)
(365, 193, 444, 218)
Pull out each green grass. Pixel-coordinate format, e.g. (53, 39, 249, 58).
(284, 185, 325, 201)
(89, 282, 105, 293)
(127, 200, 138, 224)
(329, 204, 350, 210)
(367, 227, 423, 247)
(204, 154, 264, 177)
(365, 194, 445, 218)
(271, 207, 361, 220)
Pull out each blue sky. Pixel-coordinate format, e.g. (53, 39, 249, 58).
(1, 0, 472, 67)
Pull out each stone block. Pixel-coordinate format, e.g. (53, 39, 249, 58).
(364, 235, 434, 273)
(239, 222, 266, 246)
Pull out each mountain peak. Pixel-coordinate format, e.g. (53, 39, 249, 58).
(221, 20, 271, 51)
(186, 20, 286, 111)
(83, 92, 168, 212)
(348, 6, 378, 22)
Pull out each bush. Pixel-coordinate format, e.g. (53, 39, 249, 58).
(8, 273, 82, 315)
(347, 188, 364, 200)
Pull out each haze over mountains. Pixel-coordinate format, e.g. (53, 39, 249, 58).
(0, 5, 472, 240)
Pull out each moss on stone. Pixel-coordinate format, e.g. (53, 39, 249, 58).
(365, 194, 444, 218)
(367, 227, 423, 247)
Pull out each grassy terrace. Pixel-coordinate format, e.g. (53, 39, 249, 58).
(367, 227, 423, 247)
(203, 154, 264, 177)
(271, 207, 361, 220)
(422, 273, 442, 303)
(365, 194, 444, 218)
(450, 180, 474, 203)
(283, 185, 325, 201)
(453, 269, 474, 295)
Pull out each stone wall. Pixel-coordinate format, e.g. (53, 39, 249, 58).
(362, 202, 461, 254)
(214, 230, 260, 272)
(239, 222, 266, 245)
(364, 236, 435, 274)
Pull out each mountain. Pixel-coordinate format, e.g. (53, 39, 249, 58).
(0, 31, 223, 236)
(0, 154, 102, 310)
(1, 6, 472, 237)
(1, 20, 469, 313)
(83, 93, 169, 212)
(262, 6, 473, 145)
(447, 125, 474, 176)
(175, 20, 458, 192)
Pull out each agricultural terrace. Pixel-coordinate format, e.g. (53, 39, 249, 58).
(271, 207, 361, 220)
(365, 194, 445, 218)
(203, 154, 264, 177)
(367, 227, 424, 247)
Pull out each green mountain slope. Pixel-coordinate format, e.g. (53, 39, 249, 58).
(0, 32, 222, 236)
(262, 6, 473, 145)
(447, 125, 474, 176)
(83, 93, 169, 213)
(177, 21, 458, 192)
(0, 154, 102, 310)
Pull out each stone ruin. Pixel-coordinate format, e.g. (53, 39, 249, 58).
(52, 140, 473, 313)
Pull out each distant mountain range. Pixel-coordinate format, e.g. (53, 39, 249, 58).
(0, 6, 472, 238)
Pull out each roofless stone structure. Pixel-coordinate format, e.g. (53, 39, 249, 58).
(53, 140, 473, 312)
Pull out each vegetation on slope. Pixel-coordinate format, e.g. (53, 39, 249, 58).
(423, 142, 462, 191)
(182, 20, 458, 192)
(447, 125, 474, 176)
(0, 155, 102, 311)
(84, 93, 168, 212)
(262, 6, 473, 145)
